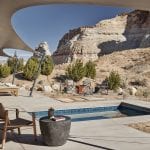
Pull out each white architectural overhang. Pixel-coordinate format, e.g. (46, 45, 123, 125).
(0, 0, 150, 56)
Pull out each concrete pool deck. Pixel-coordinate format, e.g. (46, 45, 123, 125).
(0, 90, 150, 150)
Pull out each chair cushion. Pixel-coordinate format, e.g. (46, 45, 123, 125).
(0, 118, 33, 130)
(9, 118, 33, 127)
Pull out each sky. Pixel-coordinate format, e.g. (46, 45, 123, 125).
(3, 4, 131, 59)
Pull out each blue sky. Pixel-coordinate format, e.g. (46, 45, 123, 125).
(3, 4, 131, 59)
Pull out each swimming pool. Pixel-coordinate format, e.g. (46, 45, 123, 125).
(32, 102, 150, 122)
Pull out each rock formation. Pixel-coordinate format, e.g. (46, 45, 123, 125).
(53, 10, 150, 64)
(34, 42, 51, 57)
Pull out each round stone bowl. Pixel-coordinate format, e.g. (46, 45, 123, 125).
(39, 115, 71, 146)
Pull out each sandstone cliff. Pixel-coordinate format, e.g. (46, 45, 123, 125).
(53, 10, 150, 64)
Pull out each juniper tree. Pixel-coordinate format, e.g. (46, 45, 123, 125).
(23, 57, 39, 81)
(66, 59, 85, 82)
(85, 61, 96, 79)
(41, 56, 54, 76)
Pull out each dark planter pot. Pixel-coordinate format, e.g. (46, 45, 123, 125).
(39, 115, 71, 146)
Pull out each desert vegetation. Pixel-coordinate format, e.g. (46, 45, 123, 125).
(23, 56, 54, 81)
(41, 55, 54, 76)
(66, 59, 96, 82)
(23, 57, 39, 81)
(106, 71, 121, 91)
(0, 64, 11, 78)
(7, 57, 24, 73)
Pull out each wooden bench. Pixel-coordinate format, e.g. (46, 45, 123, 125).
(0, 87, 19, 96)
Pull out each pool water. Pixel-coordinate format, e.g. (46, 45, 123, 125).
(32, 103, 150, 122)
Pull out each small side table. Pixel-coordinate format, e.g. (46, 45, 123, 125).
(39, 115, 71, 146)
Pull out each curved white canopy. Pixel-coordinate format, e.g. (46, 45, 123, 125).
(0, 0, 150, 56)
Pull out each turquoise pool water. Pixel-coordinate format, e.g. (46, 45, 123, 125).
(32, 103, 150, 122)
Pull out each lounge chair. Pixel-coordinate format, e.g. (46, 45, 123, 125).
(0, 103, 37, 149)
(0, 87, 19, 96)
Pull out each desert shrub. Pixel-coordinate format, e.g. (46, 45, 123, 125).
(84, 61, 96, 79)
(0, 64, 11, 78)
(23, 57, 39, 81)
(41, 56, 54, 76)
(17, 58, 24, 71)
(7, 57, 24, 74)
(66, 59, 85, 82)
(107, 71, 121, 91)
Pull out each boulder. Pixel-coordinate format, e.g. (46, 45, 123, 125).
(37, 86, 44, 91)
(129, 86, 137, 96)
(51, 83, 61, 91)
(5, 82, 17, 87)
(118, 87, 123, 95)
(43, 86, 53, 93)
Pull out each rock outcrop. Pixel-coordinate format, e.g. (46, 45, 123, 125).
(53, 10, 150, 64)
(34, 42, 51, 57)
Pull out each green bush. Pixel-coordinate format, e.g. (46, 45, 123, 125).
(66, 59, 85, 82)
(23, 57, 39, 81)
(0, 64, 11, 78)
(41, 56, 54, 76)
(7, 57, 24, 74)
(107, 71, 121, 91)
(85, 61, 96, 79)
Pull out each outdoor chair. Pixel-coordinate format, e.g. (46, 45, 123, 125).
(0, 87, 19, 96)
(0, 103, 37, 149)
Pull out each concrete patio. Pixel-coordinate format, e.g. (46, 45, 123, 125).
(0, 89, 150, 150)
